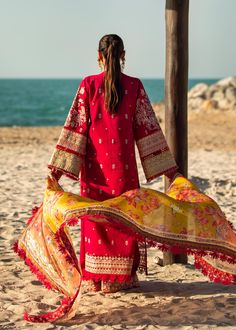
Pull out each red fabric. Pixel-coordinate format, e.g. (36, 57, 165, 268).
(50, 72, 177, 283)
(79, 72, 141, 282)
(80, 72, 140, 197)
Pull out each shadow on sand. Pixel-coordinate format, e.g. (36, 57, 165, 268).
(55, 280, 236, 328)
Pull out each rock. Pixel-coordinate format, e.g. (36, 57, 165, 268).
(230, 77, 236, 88)
(212, 90, 225, 101)
(188, 97, 204, 110)
(155, 77, 236, 113)
(201, 99, 218, 110)
(188, 83, 208, 98)
(217, 76, 236, 88)
(205, 84, 221, 99)
(217, 99, 231, 110)
(225, 87, 236, 103)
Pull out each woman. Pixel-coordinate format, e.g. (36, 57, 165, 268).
(48, 34, 178, 293)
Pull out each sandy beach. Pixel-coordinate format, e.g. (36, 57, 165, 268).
(0, 109, 236, 329)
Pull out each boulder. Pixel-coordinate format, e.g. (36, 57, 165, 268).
(188, 77, 236, 111)
(225, 87, 236, 103)
(217, 99, 230, 110)
(212, 90, 225, 101)
(188, 83, 208, 99)
(205, 84, 220, 99)
(201, 99, 218, 110)
(188, 97, 204, 110)
(230, 77, 236, 88)
(217, 76, 236, 88)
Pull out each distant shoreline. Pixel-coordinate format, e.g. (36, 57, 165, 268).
(0, 77, 234, 127)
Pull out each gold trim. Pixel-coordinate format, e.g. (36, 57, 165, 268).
(85, 254, 133, 275)
(65, 206, 236, 254)
(136, 131, 168, 158)
(49, 148, 83, 178)
(142, 151, 177, 180)
(56, 128, 87, 155)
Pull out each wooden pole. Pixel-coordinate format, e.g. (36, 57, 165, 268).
(164, 0, 189, 265)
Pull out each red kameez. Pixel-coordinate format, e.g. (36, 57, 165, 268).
(48, 71, 177, 290)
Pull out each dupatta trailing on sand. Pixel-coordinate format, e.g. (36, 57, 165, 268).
(14, 176, 236, 323)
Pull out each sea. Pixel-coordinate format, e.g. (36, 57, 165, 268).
(0, 78, 219, 127)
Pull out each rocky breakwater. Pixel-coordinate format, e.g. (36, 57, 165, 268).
(188, 76, 236, 112)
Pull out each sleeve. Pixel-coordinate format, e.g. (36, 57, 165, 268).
(48, 78, 89, 180)
(133, 80, 178, 183)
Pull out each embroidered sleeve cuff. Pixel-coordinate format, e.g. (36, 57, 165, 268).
(141, 150, 178, 183)
(56, 128, 87, 156)
(48, 148, 84, 181)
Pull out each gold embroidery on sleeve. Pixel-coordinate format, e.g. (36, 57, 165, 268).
(49, 149, 83, 178)
(56, 128, 87, 155)
(142, 151, 177, 180)
(136, 131, 168, 158)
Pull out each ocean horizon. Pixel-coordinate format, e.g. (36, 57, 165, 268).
(0, 78, 219, 127)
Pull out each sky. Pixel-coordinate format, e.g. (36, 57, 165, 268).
(0, 0, 235, 79)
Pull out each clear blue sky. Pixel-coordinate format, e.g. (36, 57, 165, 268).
(0, 0, 235, 79)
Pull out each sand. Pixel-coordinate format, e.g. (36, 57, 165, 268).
(0, 110, 236, 329)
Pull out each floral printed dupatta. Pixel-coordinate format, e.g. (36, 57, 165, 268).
(14, 176, 236, 323)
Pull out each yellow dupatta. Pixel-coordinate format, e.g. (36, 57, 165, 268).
(14, 175, 236, 323)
